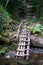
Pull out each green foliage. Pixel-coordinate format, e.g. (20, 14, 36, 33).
(0, 49, 5, 55)
(0, 0, 42, 18)
(0, 4, 11, 33)
(40, 16, 43, 21)
(0, 35, 2, 38)
(0, 0, 6, 6)
(30, 24, 43, 33)
(6, 45, 16, 52)
(0, 4, 11, 23)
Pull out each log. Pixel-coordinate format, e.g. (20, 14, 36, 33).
(30, 35, 43, 47)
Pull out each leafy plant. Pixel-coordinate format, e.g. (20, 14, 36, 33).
(6, 44, 16, 52)
(0, 35, 2, 38)
(0, 49, 5, 55)
(30, 24, 43, 33)
(40, 16, 43, 21)
(0, 4, 11, 33)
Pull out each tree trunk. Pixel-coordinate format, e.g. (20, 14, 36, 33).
(5, 0, 9, 8)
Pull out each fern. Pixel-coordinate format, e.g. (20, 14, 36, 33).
(30, 24, 43, 33)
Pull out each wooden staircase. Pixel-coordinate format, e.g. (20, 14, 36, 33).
(20, 0, 36, 18)
(26, 0, 36, 17)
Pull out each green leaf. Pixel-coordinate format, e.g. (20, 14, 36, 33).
(0, 35, 2, 38)
(0, 49, 5, 55)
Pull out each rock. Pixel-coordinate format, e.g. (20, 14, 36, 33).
(4, 50, 16, 58)
(30, 35, 43, 47)
(5, 55, 10, 58)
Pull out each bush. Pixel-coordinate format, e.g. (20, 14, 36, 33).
(0, 4, 11, 33)
(29, 24, 43, 33)
(0, 49, 5, 55)
(40, 16, 43, 21)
